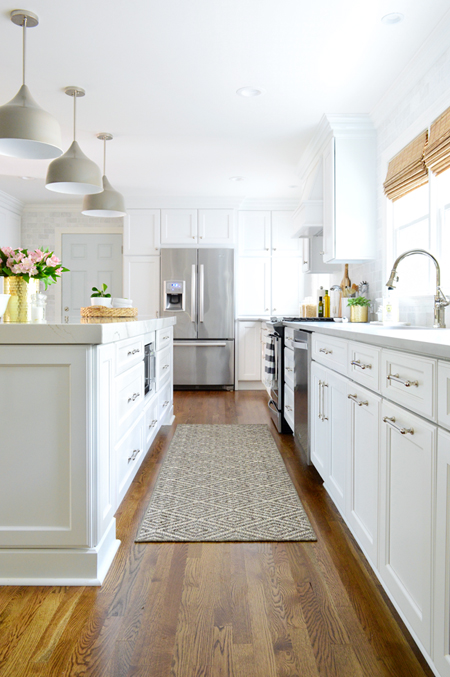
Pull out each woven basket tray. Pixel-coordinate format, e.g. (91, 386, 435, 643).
(80, 306, 138, 318)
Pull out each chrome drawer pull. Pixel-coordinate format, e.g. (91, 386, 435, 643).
(162, 364, 170, 370)
(286, 366, 293, 372)
(163, 335, 169, 340)
(387, 373, 419, 388)
(348, 394, 369, 406)
(149, 419, 157, 428)
(128, 392, 140, 403)
(351, 359, 372, 370)
(162, 400, 169, 408)
(322, 382, 328, 420)
(128, 448, 141, 463)
(318, 380, 323, 419)
(286, 405, 293, 412)
(127, 348, 140, 356)
(319, 347, 332, 355)
(383, 416, 414, 435)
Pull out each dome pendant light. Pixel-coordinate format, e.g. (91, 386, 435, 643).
(0, 10, 62, 159)
(45, 87, 102, 195)
(82, 133, 126, 217)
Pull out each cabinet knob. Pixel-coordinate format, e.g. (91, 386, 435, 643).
(192, 236, 195, 239)
(265, 248, 269, 251)
(319, 251, 324, 255)
(273, 248, 276, 251)
(64, 307, 69, 311)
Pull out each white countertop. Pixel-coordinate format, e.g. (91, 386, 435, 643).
(283, 320, 450, 360)
(0, 316, 176, 345)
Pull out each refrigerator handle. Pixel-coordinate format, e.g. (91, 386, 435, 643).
(199, 264, 205, 323)
(191, 264, 196, 321)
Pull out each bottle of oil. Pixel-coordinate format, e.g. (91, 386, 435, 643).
(341, 264, 351, 292)
(324, 290, 330, 318)
(318, 296, 324, 318)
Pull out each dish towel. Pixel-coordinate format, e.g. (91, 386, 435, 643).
(264, 337, 275, 385)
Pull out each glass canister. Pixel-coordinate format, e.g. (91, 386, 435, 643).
(31, 292, 47, 323)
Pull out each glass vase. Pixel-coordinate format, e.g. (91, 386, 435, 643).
(3, 277, 40, 322)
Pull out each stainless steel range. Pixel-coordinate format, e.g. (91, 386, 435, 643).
(266, 320, 291, 433)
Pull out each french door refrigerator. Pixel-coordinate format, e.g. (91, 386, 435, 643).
(160, 248, 234, 388)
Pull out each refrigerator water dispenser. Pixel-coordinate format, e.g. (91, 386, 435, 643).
(164, 280, 185, 311)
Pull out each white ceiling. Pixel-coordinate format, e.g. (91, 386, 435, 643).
(0, 0, 449, 206)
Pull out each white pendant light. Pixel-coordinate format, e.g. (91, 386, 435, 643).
(46, 87, 102, 195)
(0, 10, 62, 159)
(82, 133, 126, 217)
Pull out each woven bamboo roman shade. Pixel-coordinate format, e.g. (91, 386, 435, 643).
(424, 106, 450, 176)
(383, 130, 428, 201)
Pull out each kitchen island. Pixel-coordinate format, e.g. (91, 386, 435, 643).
(0, 317, 175, 586)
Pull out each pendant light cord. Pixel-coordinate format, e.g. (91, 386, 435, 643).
(22, 16, 27, 86)
(103, 138, 107, 175)
(73, 93, 76, 142)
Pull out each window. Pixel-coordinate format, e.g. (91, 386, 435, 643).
(389, 167, 450, 296)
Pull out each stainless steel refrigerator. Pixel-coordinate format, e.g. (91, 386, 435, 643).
(160, 248, 234, 388)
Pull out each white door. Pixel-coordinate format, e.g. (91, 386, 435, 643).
(434, 428, 450, 677)
(238, 321, 261, 381)
(124, 209, 160, 255)
(326, 370, 348, 514)
(237, 257, 271, 316)
(123, 256, 160, 320)
(160, 209, 197, 244)
(271, 257, 303, 316)
(310, 361, 329, 480)
(346, 383, 381, 567)
(379, 399, 435, 652)
(271, 211, 300, 256)
(62, 233, 123, 322)
(238, 211, 271, 255)
(198, 209, 234, 245)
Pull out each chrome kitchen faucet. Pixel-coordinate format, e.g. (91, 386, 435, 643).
(386, 249, 449, 328)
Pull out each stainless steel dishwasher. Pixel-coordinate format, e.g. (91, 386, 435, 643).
(293, 329, 312, 463)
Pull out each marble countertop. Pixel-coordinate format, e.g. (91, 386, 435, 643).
(283, 320, 450, 360)
(236, 316, 271, 322)
(0, 316, 176, 345)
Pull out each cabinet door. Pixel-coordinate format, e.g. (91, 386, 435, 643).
(238, 321, 262, 381)
(96, 344, 117, 533)
(322, 136, 335, 263)
(238, 211, 271, 255)
(198, 209, 234, 245)
(379, 399, 435, 652)
(301, 237, 310, 273)
(123, 256, 160, 319)
(310, 361, 329, 480)
(346, 383, 380, 567)
(326, 370, 348, 514)
(435, 429, 450, 677)
(271, 211, 300, 256)
(237, 257, 271, 316)
(271, 257, 303, 316)
(161, 209, 197, 244)
(124, 209, 160, 255)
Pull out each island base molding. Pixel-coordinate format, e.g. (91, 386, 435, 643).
(0, 520, 120, 586)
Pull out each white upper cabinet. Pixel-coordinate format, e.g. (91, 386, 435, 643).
(161, 209, 198, 244)
(271, 211, 300, 256)
(239, 211, 271, 255)
(271, 257, 303, 315)
(123, 256, 160, 319)
(237, 257, 271, 316)
(198, 209, 235, 245)
(124, 209, 160, 256)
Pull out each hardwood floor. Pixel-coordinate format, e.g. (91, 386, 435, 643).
(0, 390, 434, 677)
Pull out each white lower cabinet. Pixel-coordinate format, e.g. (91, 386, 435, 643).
(310, 361, 348, 514)
(434, 428, 450, 677)
(346, 382, 380, 568)
(238, 321, 262, 381)
(379, 399, 435, 653)
(116, 411, 145, 506)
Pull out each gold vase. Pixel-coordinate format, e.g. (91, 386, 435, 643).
(350, 305, 369, 323)
(3, 277, 40, 323)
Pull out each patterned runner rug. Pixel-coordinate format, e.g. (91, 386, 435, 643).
(136, 424, 316, 542)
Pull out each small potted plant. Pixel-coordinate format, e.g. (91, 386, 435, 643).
(347, 296, 371, 323)
(90, 283, 112, 307)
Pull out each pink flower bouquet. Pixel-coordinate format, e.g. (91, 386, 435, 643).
(0, 247, 69, 290)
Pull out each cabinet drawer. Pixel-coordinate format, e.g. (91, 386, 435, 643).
(144, 393, 159, 449)
(284, 383, 294, 430)
(348, 341, 380, 392)
(381, 349, 436, 421)
(312, 333, 348, 375)
(115, 362, 145, 441)
(115, 337, 144, 376)
(156, 343, 172, 390)
(158, 378, 173, 422)
(438, 360, 450, 431)
(284, 347, 294, 388)
(116, 412, 144, 505)
(284, 327, 294, 350)
(156, 326, 173, 352)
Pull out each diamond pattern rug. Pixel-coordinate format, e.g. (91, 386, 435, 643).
(136, 424, 316, 542)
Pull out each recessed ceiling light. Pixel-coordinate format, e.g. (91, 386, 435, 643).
(381, 12, 404, 25)
(229, 176, 244, 181)
(289, 185, 299, 189)
(236, 87, 265, 98)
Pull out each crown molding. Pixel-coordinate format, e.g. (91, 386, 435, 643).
(237, 198, 299, 210)
(125, 196, 244, 209)
(371, 8, 450, 128)
(0, 189, 24, 216)
(22, 202, 82, 214)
